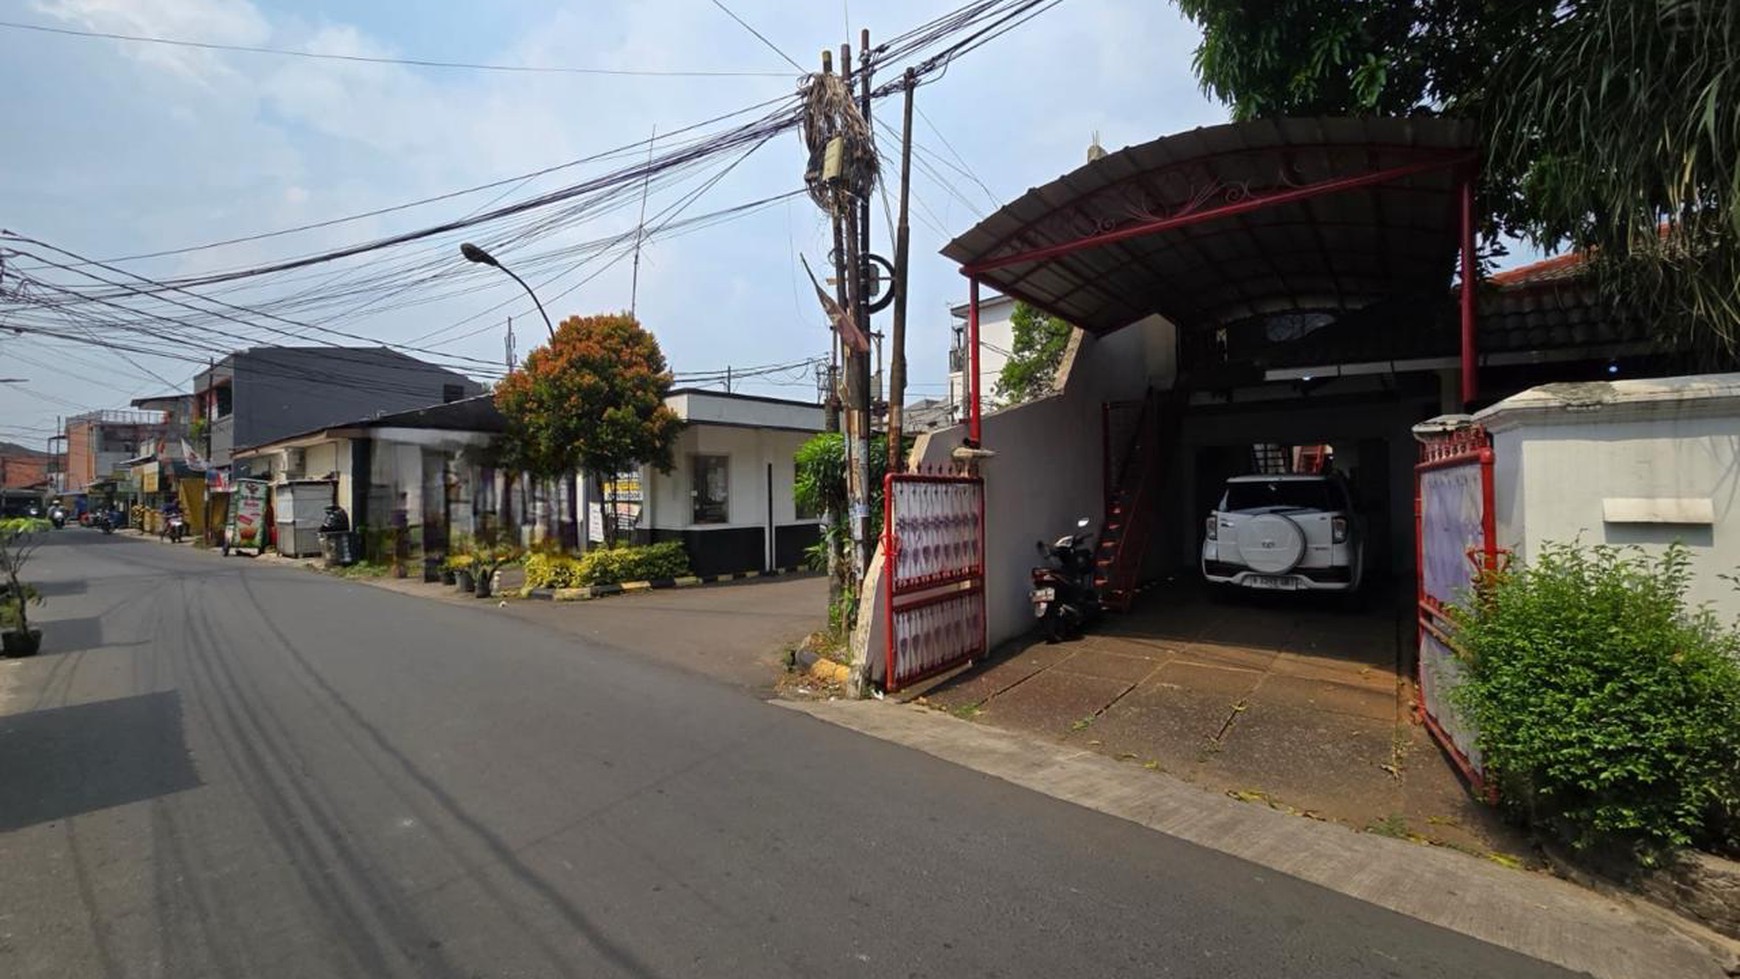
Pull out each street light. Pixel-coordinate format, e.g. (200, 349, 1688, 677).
(460, 242, 554, 339)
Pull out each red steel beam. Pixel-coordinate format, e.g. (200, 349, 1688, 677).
(967, 278, 983, 446)
(961, 151, 1477, 277)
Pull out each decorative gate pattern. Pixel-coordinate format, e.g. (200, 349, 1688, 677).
(1415, 424, 1497, 794)
(883, 471, 985, 692)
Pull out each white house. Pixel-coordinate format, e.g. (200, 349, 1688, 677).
(946, 292, 1018, 418)
(589, 389, 826, 577)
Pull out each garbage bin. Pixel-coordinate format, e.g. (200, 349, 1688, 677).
(317, 505, 356, 568)
(320, 530, 359, 568)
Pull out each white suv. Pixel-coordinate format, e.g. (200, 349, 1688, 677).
(1201, 474, 1362, 592)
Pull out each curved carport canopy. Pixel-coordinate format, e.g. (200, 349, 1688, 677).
(940, 117, 1481, 442)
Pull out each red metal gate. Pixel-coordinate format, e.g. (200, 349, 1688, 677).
(882, 470, 986, 693)
(1415, 424, 1498, 795)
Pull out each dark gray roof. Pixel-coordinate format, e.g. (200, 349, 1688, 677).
(347, 394, 506, 433)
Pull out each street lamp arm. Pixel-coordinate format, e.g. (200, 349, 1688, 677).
(460, 241, 554, 340)
(499, 265, 555, 340)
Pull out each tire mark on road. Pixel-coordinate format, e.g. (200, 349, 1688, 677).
(236, 571, 670, 979)
(176, 579, 466, 979)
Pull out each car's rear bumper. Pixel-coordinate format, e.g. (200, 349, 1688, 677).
(1201, 560, 1357, 591)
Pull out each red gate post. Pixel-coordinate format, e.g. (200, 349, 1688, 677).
(882, 470, 898, 694)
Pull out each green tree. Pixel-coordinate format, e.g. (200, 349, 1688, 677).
(794, 432, 902, 632)
(994, 301, 1074, 404)
(494, 313, 683, 546)
(1175, 0, 1740, 353)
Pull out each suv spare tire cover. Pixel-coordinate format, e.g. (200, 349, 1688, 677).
(1236, 513, 1306, 574)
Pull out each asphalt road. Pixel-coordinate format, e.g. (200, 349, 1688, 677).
(0, 531, 1574, 978)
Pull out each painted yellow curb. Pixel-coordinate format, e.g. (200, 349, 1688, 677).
(552, 588, 592, 602)
(620, 581, 653, 592)
(672, 576, 703, 587)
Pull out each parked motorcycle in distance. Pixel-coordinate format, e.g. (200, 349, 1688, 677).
(165, 512, 187, 543)
(48, 505, 66, 529)
(1030, 516, 1102, 643)
(96, 510, 114, 535)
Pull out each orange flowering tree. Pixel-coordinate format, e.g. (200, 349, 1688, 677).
(494, 312, 683, 545)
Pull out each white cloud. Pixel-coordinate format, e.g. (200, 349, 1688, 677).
(32, 0, 271, 81)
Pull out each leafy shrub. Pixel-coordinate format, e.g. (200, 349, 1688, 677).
(577, 541, 689, 586)
(1450, 542, 1740, 862)
(0, 518, 50, 535)
(524, 543, 689, 588)
(523, 551, 583, 589)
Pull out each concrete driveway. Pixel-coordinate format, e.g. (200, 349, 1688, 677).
(919, 581, 1525, 858)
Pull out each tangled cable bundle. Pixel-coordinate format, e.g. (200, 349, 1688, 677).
(800, 71, 878, 210)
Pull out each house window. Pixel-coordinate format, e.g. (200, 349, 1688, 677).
(214, 384, 233, 419)
(691, 454, 728, 524)
(794, 462, 818, 520)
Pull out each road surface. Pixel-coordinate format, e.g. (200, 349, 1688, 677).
(0, 532, 1573, 978)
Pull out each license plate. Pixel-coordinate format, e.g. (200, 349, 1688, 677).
(1246, 575, 1300, 590)
(1031, 587, 1055, 602)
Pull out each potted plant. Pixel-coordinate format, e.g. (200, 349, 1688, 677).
(447, 553, 476, 593)
(471, 545, 518, 599)
(1, 519, 45, 656)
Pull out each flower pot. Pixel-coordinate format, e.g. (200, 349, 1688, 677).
(3, 628, 43, 657)
(441, 569, 457, 586)
(422, 557, 442, 583)
(474, 572, 493, 599)
(455, 569, 475, 592)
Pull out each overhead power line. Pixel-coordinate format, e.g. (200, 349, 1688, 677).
(0, 18, 795, 78)
(709, 1, 806, 73)
(86, 94, 799, 266)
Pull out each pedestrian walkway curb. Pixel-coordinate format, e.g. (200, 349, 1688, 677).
(524, 567, 811, 602)
(778, 699, 1740, 979)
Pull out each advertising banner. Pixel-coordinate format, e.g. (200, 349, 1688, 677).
(229, 478, 269, 554)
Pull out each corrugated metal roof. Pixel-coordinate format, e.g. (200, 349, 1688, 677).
(942, 117, 1478, 336)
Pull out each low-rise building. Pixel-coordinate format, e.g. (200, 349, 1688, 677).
(596, 389, 825, 577)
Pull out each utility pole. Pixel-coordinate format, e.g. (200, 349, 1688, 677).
(630, 124, 656, 319)
(888, 67, 914, 472)
(824, 46, 847, 441)
(504, 316, 516, 372)
(840, 37, 873, 580)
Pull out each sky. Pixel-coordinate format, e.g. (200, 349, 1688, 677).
(0, 0, 1229, 448)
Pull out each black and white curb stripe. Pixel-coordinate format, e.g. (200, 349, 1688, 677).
(531, 567, 808, 602)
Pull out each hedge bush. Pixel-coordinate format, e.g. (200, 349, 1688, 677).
(1450, 542, 1740, 862)
(523, 551, 583, 589)
(524, 542, 690, 588)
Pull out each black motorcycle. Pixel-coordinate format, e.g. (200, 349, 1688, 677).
(96, 511, 114, 535)
(1030, 517, 1102, 643)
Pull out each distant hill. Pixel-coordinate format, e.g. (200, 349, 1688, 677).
(0, 442, 47, 458)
